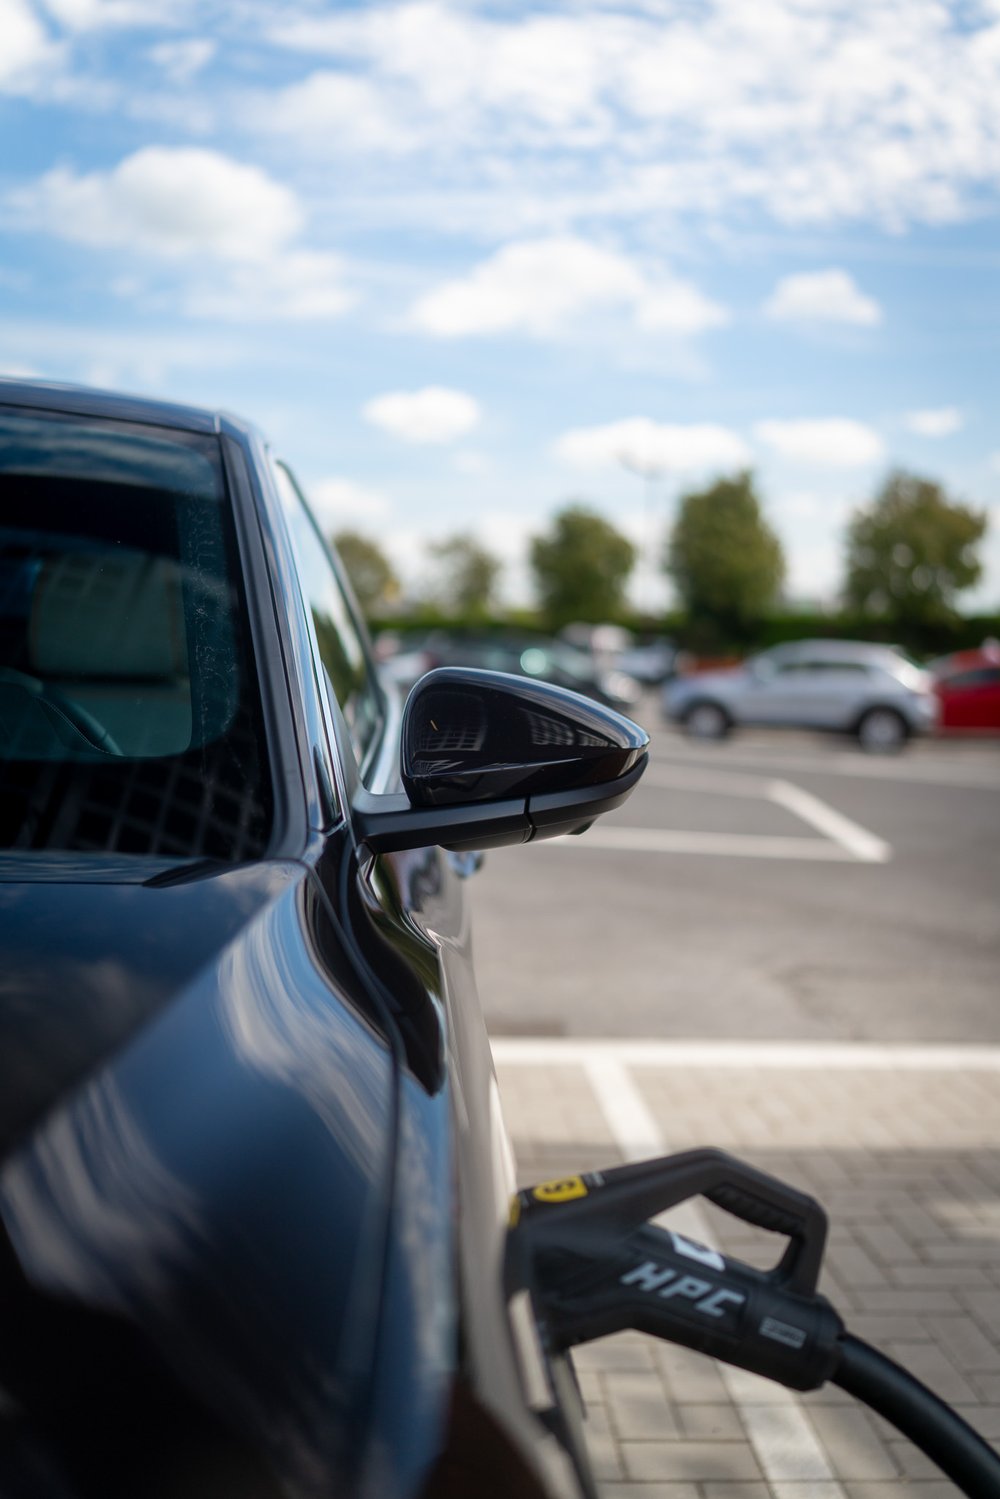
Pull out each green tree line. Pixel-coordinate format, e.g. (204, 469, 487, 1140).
(333, 468, 991, 654)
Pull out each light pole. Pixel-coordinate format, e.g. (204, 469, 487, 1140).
(619, 451, 666, 621)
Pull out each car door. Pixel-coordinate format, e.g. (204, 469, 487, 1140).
(739, 656, 810, 724)
(268, 463, 585, 1499)
(940, 666, 1000, 730)
(746, 657, 870, 728)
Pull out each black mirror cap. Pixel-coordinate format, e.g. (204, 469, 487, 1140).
(401, 667, 649, 809)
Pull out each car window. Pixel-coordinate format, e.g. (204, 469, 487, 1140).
(795, 660, 870, 675)
(272, 462, 384, 767)
(944, 667, 1000, 689)
(0, 405, 272, 858)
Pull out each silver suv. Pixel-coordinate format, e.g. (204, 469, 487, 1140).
(663, 639, 938, 751)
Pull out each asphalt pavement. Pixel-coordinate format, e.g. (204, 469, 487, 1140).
(470, 698, 1000, 1042)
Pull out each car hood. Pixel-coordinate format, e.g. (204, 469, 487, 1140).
(0, 854, 396, 1496)
(0, 854, 297, 1155)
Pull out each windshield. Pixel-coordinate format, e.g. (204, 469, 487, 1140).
(0, 406, 272, 859)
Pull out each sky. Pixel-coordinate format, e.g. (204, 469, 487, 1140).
(1, 0, 999, 613)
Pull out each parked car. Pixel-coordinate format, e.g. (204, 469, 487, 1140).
(612, 638, 684, 687)
(931, 645, 1000, 734)
(0, 378, 649, 1499)
(400, 631, 641, 711)
(663, 639, 938, 751)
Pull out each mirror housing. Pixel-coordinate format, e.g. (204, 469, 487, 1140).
(353, 667, 648, 854)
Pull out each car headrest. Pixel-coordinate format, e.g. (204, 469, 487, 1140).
(29, 551, 188, 680)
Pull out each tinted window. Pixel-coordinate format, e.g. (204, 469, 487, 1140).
(944, 668, 1000, 689)
(812, 660, 868, 674)
(0, 407, 272, 858)
(273, 463, 383, 765)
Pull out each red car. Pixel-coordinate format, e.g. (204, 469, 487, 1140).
(932, 644, 1000, 733)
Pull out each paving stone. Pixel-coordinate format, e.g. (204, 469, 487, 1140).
(829, 1239, 888, 1288)
(603, 1370, 679, 1442)
(844, 1315, 932, 1345)
(676, 1403, 747, 1441)
(891, 1264, 992, 1288)
(496, 1053, 1000, 1499)
(885, 1340, 979, 1404)
(843, 1486, 957, 1498)
(598, 1486, 699, 1499)
(886, 1441, 945, 1480)
(922, 1314, 1000, 1372)
(959, 1291, 1000, 1337)
(623, 1440, 762, 1481)
(583, 1401, 624, 1480)
(701, 1487, 771, 1499)
(736, 1403, 837, 1482)
(769, 1487, 850, 1499)
(954, 1403, 1000, 1438)
(805, 1405, 898, 1480)
(574, 1335, 657, 1373)
(854, 1223, 921, 1266)
(653, 1343, 730, 1404)
(857, 1290, 961, 1315)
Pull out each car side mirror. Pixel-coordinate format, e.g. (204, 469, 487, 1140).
(353, 667, 648, 854)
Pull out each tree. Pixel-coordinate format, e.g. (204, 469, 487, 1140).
(423, 533, 503, 615)
(530, 504, 636, 626)
(844, 470, 987, 625)
(666, 471, 784, 635)
(333, 530, 399, 616)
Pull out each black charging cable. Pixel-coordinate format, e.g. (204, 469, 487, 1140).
(507, 1148, 1000, 1499)
(833, 1334, 1000, 1499)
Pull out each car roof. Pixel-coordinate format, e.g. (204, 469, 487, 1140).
(0, 375, 250, 437)
(772, 638, 900, 659)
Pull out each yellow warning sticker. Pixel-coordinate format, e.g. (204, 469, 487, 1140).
(531, 1176, 588, 1204)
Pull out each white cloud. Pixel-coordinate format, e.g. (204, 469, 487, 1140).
(763, 269, 882, 327)
(410, 237, 726, 338)
(452, 450, 491, 475)
(412, 238, 639, 337)
(363, 386, 481, 443)
(755, 418, 885, 467)
(258, 71, 415, 155)
(9, 147, 302, 262)
(148, 38, 215, 84)
(0, 0, 58, 87)
(635, 283, 730, 335)
(38, 0, 155, 27)
(262, 1, 1000, 234)
(309, 477, 391, 525)
(553, 418, 751, 474)
(182, 251, 354, 322)
(903, 406, 964, 437)
(0, 318, 258, 394)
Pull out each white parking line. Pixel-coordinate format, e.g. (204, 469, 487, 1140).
(580, 1051, 845, 1494)
(492, 1037, 1000, 1070)
(556, 827, 869, 859)
(655, 740, 1000, 790)
(768, 779, 891, 863)
(548, 828, 859, 859)
(639, 765, 892, 863)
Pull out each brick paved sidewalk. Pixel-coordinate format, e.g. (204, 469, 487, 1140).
(492, 1040, 1000, 1499)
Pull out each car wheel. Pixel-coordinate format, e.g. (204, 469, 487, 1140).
(856, 707, 909, 753)
(684, 701, 731, 740)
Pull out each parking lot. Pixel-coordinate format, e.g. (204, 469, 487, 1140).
(471, 701, 1000, 1043)
(471, 703, 1000, 1496)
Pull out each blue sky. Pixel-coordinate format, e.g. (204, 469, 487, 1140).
(1, 0, 999, 611)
